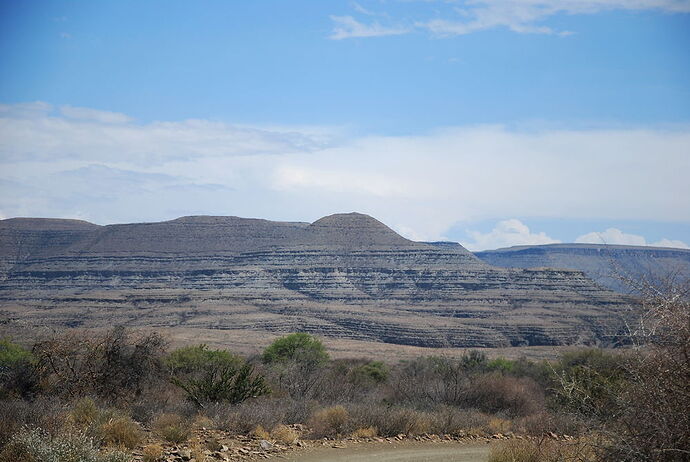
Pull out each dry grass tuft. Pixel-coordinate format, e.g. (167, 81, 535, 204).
(142, 444, 165, 462)
(151, 413, 191, 444)
(271, 425, 298, 444)
(351, 426, 378, 438)
(309, 405, 350, 438)
(487, 417, 512, 434)
(489, 438, 596, 462)
(250, 425, 270, 440)
(99, 415, 143, 449)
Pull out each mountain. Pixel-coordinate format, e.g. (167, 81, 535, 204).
(0, 213, 632, 350)
(474, 243, 690, 293)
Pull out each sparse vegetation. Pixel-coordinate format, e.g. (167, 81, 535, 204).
(151, 413, 191, 444)
(1, 290, 687, 462)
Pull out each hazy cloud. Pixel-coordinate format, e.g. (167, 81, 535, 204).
(0, 103, 338, 165)
(335, 0, 690, 38)
(576, 228, 689, 249)
(60, 105, 132, 124)
(1, 102, 688, 246)
(462, 219, 560, 251)
(329, 15, 410, 39)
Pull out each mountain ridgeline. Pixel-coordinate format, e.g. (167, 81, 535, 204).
(474, 243, 690, 293)
(0, 213, 638, 349)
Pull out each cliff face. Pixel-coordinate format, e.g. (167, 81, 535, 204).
(474, 243, 690, 293)
(0, 214, 631, 348)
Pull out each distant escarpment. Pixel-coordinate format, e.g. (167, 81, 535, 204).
(474, 243, 690, 293)
(1, 214, 632, 348)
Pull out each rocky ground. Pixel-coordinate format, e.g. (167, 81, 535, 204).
(128, 425, 559, 462)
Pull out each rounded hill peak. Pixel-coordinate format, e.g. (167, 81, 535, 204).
(311, 212, 386, 227)
(307, 212, 416, 248)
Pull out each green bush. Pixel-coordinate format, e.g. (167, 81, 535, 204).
(550, 349, 627, 419)
(166, 344, 241, 375)
(0, 427, 129, 462)
(0, 338, 38, 399)
(262, 333, 329, 365)
(349, 361, 389, 385)
(168, 345, 269, 406)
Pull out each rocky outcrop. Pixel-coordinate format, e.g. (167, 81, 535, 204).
(0, 214, 633, 348)
(474, 243, 690, 293)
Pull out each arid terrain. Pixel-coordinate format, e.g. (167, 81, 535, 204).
(0, 213, 642, 357)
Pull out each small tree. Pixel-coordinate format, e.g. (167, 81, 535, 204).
(262, 333, 329, 366)
(0, 338, 38, 399)
(262, 333, 329, 399)
(32, 327, 166, 399)
(166, 345, 269, 407)
(552, 279, 690, 461)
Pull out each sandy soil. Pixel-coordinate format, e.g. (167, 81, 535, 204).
(278, 441, 493, 462)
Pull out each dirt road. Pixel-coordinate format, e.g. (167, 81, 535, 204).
(279, 441, 493, 462)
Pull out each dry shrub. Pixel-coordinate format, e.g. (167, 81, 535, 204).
(487, 417, 512, 434)
(489, 438, 595, 462)
(427, 406, 490, 436)
(192, 414, 214, 430)
(0, 398, 67, 447)
(69, 397, 100, 428)
(142, 444, 164, 462)
(190, 440, 210, 462)
(33, 327, 166, 400)
(271, 424, 298, 444)
(467, 373, 544, 417)
(518, 411, 584, 437)
(66, 398, 142, 449)
(99, 415, 143, 449)
(250, 425, 270, 440)
(309, 405, 350, 438)
(351, 426, 377, 438)
(348, 404, 431, 437)
(206, 399, 288, 434)
(0, 427, 129, 462)
(151, 413, 191, 444)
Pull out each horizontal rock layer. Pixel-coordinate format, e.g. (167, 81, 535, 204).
(0, 214, 632, 348)
(474, 243, 690, 293)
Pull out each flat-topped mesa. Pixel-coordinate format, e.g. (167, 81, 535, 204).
(0, 218, 101, 260)
(69, 216, 310, 255)
(0, 218, 101, 231)
(475, 243, 690, 293)
(0, 212, 633, 348)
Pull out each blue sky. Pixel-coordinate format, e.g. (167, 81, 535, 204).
(1, 0, 689, 250)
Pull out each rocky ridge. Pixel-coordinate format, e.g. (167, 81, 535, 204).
(0, 213, 631, 349)
(474, 243, 690, 293)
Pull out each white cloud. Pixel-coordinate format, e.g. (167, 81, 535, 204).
(337, 0, 690, 38)
(461, 219, 560, 251)
(273, 166, 410, 197)
(0, 102, 689, 242)
(329, 15, 410, 39)
(652, 238, 690, 249)
(351, 2, 376, 16)
(60, 105, 132, 124)
(576, 228, 689, 249)
(0, 104, 339, 165)
(576, 228, 647, 246)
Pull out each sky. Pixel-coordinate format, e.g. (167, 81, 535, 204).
(0, 0, 689, 250)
